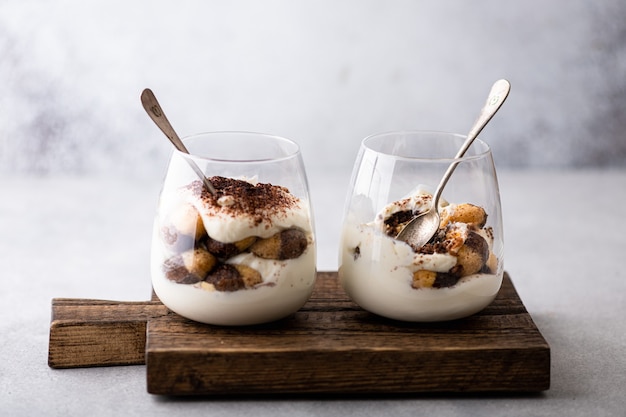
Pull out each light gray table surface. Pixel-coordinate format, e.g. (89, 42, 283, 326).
(1, 168, 625, 416)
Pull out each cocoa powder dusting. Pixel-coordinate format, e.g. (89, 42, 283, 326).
(185, 176, 299, 226)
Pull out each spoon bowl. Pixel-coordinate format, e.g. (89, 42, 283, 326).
(396, 79, 510, 249)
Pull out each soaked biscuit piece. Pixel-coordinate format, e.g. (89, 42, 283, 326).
(205, 264, 246, 292)
(163, 248, 217, 284)
(168, 203, 206, 240)
(232, 264, 263, 288)
(163, 255, 202, 284)
(181, 248, 217, 278)
(250, 228, 308, 260)
(206, 235, 257, 259)
(442, 203, 487, 228)
(454, 231, 489, 276)
(205, 263, 262, 291)
(433, 272, 460, 288)
(412, 270, 437, 289)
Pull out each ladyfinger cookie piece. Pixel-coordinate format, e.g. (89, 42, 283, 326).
(412, 270, 437, 289)
(163, 255, 203, 284)
(181, 248, 217, 278)
(412, 270, 462, 289)
(168, 203, 206, 240)
(250, 228, 308, 260)
(444, 203, 487, 228)
(232, 264, 263, 288)
(454, 231, 489, 277)
(205, 236, 257, 259)
(205, 264, 246, 292)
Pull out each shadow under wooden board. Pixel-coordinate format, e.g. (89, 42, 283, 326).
(48, 271, 550, 396)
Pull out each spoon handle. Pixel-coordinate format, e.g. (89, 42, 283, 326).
(141, 89, 189, 153)
(141, 89, 217, 196)
(459, 79, 511, 158)
(432, 79, 510, 207)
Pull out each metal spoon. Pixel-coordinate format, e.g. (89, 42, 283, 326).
(396, 79, 511, 249)
(140, 88, 217, 196)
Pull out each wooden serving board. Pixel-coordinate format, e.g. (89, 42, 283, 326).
(48, 271, 550, 395)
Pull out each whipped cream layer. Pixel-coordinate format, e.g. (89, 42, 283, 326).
(173, 177, 312, 243)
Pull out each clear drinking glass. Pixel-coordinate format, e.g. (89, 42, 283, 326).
(338, 131, 504, 322)
(151, 132, 316, 325)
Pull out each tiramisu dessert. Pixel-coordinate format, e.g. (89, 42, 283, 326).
(151, 176, 316, 325)
(339, 187, 502, 321)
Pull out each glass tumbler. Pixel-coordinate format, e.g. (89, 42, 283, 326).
(338, 131, 504, 322)
(151, 132, 316, 325)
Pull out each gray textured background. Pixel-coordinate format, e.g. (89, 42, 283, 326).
(1, 0, 625, 179)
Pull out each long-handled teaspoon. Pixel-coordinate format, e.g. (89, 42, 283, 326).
(140, 88, 217, 196)
(396, 79, 511, 249)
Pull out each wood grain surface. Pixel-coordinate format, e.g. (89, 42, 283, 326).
(48, 271, 550, 395)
